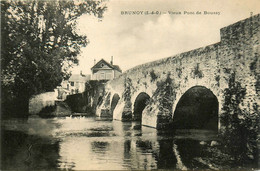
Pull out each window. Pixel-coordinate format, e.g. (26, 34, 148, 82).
(99, 73, 105, 80)
(106, 73, 112, 80)
(100, 63, 104, 67)
(70, 82, 74, 86)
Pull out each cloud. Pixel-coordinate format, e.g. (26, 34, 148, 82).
(72, 0, 260, 75)
(114, 14, 221, 71)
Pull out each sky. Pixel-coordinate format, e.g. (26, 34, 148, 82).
(72, 0, 260, 75)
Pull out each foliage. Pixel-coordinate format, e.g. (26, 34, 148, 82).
(121, 77, 133, 120)
(154, 73, 176, 116)
(191, 63, 203, 78)
(144, 73, 176, 129)
(149, 70, 158, 82)
(250, 53, 259, 93)
(1, 0, 106, 115)
(85, 80, 108, 109)
(122, 77, 133, 101)
(176, 67, 182, 78)
(220, 73, 259, 163)
(85, 80, 107, 94)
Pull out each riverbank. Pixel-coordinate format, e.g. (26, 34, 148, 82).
(36, 100, 94, 118)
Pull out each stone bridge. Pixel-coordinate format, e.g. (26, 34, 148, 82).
(96, 14, 259, 132)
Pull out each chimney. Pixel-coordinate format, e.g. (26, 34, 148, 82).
(94, 59, 96, 65)
(110, 56, 113, 65)
(80, 70, 82, 75)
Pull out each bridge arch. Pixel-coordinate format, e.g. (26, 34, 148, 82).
(133, 92, 150, 121)
(111, 93, 120, 116)
(97, 96, 103, 106)
(172, 86, 219, 131)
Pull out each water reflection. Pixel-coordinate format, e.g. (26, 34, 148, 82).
(157, 140, 177, 169)
(1, 116, 258, 170)
(1, 130, 60, 170)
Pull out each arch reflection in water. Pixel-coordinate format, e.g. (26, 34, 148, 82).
(3, 116, 252, 170)
(57, 118, 159, 170)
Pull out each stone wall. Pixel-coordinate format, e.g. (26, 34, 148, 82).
(97, 14, 259, 131)
(64, 80, 108, 114)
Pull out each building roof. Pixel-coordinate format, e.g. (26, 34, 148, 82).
(91, 59, 122, 72)
(68, 74, 91, 82)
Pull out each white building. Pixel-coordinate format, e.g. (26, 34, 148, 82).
(91, 58, 122, 80)
(57, 72, 90, 99)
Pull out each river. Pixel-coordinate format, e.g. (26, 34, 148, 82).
(1, 116, 258, 170)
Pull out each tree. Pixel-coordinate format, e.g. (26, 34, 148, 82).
(1, 0, 106, 117)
